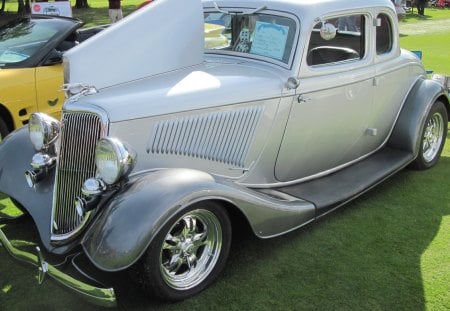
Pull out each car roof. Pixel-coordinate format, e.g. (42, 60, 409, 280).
(202, 0, 396, 19)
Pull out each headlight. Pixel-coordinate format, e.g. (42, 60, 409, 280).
(28, 113, 60, 151)
(95, 137, 137, 185)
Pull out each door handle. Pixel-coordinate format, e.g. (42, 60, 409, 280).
(297, 95, 311, 103)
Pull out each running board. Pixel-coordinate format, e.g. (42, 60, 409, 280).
(275, 147, 415, 216)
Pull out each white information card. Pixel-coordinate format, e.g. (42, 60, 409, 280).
(250, 21, 289, 61)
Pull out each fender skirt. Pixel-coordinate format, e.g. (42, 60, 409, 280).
(387, 77, 448, 154)
(81, 168, 315, 272)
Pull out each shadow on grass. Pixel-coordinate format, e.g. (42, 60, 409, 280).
(1, 156, 449, 310)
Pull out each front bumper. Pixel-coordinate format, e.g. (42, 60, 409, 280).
(0, 223, 117, 307)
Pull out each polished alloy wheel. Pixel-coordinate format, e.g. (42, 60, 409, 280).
(159, 209, 222, 290)
(422, 111, 444, 163)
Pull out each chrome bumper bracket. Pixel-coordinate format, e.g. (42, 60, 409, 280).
(0, 227, 117, 307)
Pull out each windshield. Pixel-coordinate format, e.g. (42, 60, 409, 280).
(204, 12, 297, 65)
(0, 18, 72, 65)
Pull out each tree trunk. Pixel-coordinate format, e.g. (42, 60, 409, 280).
(17, 0, 25, 13)
(1, 0, 6, 13)
(17, 0, 30, 13)
(75, 0, 89, 9)
(25, 0, 31, 13)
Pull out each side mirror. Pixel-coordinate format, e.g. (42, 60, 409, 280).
(43, 49, 63, 65)
(320, 23, 337, 40)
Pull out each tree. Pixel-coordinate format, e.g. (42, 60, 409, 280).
(1, 0, 6, 12)
(75, 0, 89, 9)
(17, 0, 31, 13)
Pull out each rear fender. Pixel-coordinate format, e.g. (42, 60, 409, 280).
(81, 168, 315, 272)
(388, 78, 449, 155)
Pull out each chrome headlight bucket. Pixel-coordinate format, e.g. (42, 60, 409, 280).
(95, 137, 137, 185)
(28, 113, 60, 151)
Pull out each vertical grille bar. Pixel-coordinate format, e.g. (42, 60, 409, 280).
(51, 112, 104, 238)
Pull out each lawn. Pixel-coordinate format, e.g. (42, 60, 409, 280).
(1, 3, 450, 311)
(399, 9, 450, 75)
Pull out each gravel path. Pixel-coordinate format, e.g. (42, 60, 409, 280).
(399, 18, 450, 35)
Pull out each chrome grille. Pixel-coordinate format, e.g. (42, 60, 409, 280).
(51, 112, 105, 239)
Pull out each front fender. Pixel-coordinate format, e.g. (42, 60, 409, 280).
(388, 77, 448, 154)
(82, 168, 315, 272)
(0, 127, 63, 252)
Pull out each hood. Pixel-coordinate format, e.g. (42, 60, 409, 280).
(65, 60, 284, 122)
(63, 0, 204, 90)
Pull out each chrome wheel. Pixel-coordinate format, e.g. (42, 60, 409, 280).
(411, 100, 448, 170)
(132, 202, 231, 301)
(422, 111, 444, 163)
(160, 209, 223, 290)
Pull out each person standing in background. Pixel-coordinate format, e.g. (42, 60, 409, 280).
(109, 0, 123, 23)
(417, 0, 427, 17)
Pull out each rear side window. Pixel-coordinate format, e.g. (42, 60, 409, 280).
(376, 14, 393, 55)
(307, 15, 365, 66)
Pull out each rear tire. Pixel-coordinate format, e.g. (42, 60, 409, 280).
(411, 100, 448, 170)
(131, 201, 231, 301)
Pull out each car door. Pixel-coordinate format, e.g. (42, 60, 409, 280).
(275, 14, 375, 182)
(35, 63, 64, 120)
(0, 68, 37, 129)
(370, 12, 415, 149)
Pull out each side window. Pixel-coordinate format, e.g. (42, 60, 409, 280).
(376, 14, 393, 55)
(307, 15, 365, 66)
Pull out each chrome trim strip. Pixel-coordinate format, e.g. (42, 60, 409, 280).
(241, 148, 382, 188)
(0, 227, 116, 307)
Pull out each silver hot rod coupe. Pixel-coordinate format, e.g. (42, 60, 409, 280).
(0, 0, 449, 307)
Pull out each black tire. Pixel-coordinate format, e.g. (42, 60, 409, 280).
(131, 201, 231, 301)
(0, 117, 9, 142)
(411, 100, 448, 170)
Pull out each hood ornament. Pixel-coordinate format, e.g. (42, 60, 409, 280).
(62, 83, 98, 101)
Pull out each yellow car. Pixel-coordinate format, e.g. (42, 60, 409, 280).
(0, 15, 85, 140)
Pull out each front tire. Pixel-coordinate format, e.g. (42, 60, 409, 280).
(132, 202, 231, 301)
(411, 100, 448, 170)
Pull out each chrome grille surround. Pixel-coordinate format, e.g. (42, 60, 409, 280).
(50, 111, 108, 242)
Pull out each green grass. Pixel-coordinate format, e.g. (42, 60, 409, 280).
(399, 9, 450, 75)
(1, 3, 450, 311)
